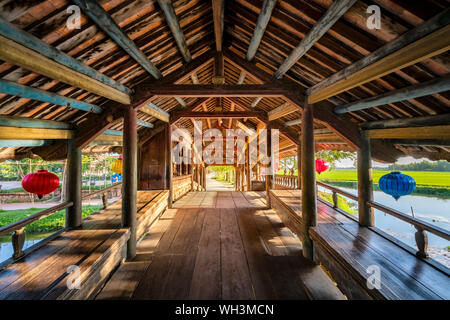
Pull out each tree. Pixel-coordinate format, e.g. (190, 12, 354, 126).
(315, 150, 356, 169)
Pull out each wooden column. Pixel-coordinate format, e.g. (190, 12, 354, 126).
(122, 106, 137, 260)
(246, 137, 251, 191)
(202, 166, 206, 189)
(65, 139, 82, 229)
(234, 166, 238, 190)
(357, 131, 374, 227)
(265, 127, 272, 207)
(167, 124, 173, 208)
(301, 103, 317, 260)
(297, 137, 301, 190)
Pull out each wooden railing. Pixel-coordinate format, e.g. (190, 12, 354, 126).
(0, 183, 122, 261)
(274, 174, 298, 189)
(317, 180, 450, 259)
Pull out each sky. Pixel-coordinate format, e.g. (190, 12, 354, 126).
(335, 156, 431, 169)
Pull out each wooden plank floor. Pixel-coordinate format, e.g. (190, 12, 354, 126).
(0, 190, 167, 300)
(96, 191, 344, 300)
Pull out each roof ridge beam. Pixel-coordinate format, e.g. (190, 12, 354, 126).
(73, 0, 162, 79)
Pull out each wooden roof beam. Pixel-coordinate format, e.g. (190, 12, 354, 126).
(362, 113, 450, 130)
(157, 0, 191, 62)
(0, 18, 131, 103)
(268, 102, 297, 121)
(0, 140, 53, 148)
(284, 118, 302, 127)
(141, 103, 170, 123)
(0, 80, 102, 114)
(247, 0, 278, 61)
(0, 126, 74, 140)
(308, 9, 450, 104)
(335, 75, 450, 114)
(170, 111, 267, 124)
(212, 0, 225, 52)
(274, 0, 356, 79)
(73, 0, 162, 80)
(0, 115, 72, 130)
(136, 120, 154, 129)
(145, 84, 288, 97)
(366, 125, 450, 140)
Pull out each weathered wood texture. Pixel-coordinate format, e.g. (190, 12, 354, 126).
(269, 190, 450, 300)
(0, 190, 168, 300)
(96, 191, 344, 300)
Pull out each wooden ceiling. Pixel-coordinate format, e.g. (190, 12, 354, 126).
(0, 0, 449, 162)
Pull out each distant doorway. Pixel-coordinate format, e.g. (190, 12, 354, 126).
(206, 166, 235, 191)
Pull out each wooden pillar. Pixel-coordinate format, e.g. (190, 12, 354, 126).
(246, 138, 251, 191)
(122, 106, 137, 260)
(265, 127, 272, 206)
(357, 131, 374, 227)
(234, 166, 238, 190)
(202, 166, 206, 189)
(297, 138, 301, 190)
(301, 103, 317, 260)
(65, 139, 82, 229)
(167, 124, 173, 208)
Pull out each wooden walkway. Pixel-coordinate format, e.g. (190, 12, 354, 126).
(0, 190, 168, 300)
(96, 191, 344, 300)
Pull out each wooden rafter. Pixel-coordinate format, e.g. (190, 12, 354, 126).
(274, 0, 356, 79)
(334, 75, 450, 114)
(307, 9, 450, 103)
(73, 0, 162, 79)
(268, 102, 297, 121)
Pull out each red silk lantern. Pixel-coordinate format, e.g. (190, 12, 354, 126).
(22, 170, 60, 199)
(315, 158, 329, 174)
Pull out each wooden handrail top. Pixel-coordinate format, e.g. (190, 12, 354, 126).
(172, 174, 192, 181)
(368, 200, 450, 241)
(316, 181, 358, 201)
(81, 183, 122, 200)
(0, 201, 73, 235)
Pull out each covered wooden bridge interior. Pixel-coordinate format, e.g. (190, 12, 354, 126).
(0, 0, 449, 300)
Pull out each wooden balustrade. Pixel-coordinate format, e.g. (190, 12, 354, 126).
(274, 174, 298, 189)
(317, 180, 450, 259)
(0, 183, 122, 261)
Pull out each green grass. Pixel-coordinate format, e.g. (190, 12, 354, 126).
(317, 169, 450, 198)
(317, 169, 450, 187)
(0, 205, 102, 234)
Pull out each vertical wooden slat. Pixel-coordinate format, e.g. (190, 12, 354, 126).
(301, 103, 317, 260)
(246, 137, 251, 191)
(357, 131, 374, 227)
(297, 137, 301, 190)
(122, 106, 138, 259)
(265, 127, 272, 207)
(167, 124, 174, 208)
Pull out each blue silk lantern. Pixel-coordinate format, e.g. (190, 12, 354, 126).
(378, 171, 416, 200)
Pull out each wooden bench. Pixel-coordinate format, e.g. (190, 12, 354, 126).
(0, 190, 168, 300)
(172, 175, 192, 200)
(270, 189, 450, 300)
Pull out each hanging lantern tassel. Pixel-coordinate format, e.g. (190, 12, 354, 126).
(22, 170, 60, 199)
(379, 171, 416, 200)
(315, 158, 329, 175)
(111, 155, 123, 174)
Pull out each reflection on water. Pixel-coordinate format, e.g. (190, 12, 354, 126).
(0, 234, 51, 263)
(339, 187, 450, 267)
